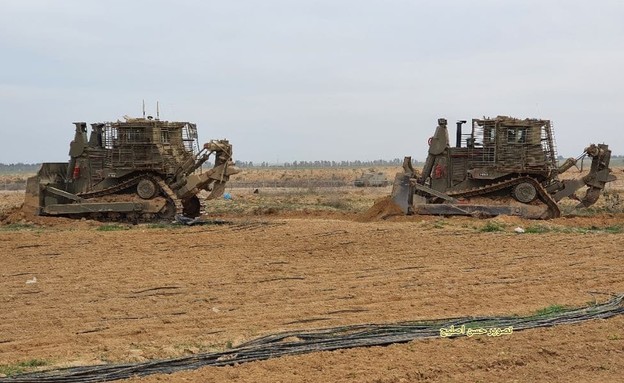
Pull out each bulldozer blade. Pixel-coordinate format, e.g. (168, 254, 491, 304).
(24, 175, 42, 216)
(390, 174, 414, 214)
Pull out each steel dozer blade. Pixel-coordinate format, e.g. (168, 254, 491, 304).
(390, 156, 417, 214)
(24, 175, 42, 216)
(390, 173, 414, 214)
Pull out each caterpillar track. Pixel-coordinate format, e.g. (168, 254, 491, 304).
(447, 177, 561, 219)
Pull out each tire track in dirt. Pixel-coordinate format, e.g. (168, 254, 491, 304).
(1, 218, 622, 368)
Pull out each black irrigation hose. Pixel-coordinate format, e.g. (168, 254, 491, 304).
(2, 294, 623, 383)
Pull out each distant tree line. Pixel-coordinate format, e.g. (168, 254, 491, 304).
(0, 163, 41, 174)
(2, 159, 412, 172)
(234, 158, 422, 168)
(558, 155, 624, 166)
(1, 154, 622, 172)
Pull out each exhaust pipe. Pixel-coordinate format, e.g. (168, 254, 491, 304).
(456, 120, 466, 148)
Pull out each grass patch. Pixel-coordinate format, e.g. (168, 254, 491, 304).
(433, 220, 447, 229)
(479, 221, 505, 232)
(320, 197, 351, 210)
(603, 225, 622, 234)
(145, 223, 170, 229)
(533, 304, 568, 317)
(524, 225, 552, 234)
(96, 224, 130, 232)
(0, 223, 36, 231)
(0, 359, 48, 377)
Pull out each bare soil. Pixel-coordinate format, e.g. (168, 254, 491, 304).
(0, 172, 623, 382)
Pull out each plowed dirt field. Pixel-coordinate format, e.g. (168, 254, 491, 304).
(1, 188, 623, 382)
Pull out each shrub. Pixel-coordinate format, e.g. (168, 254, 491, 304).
(479, 221, 504, 232)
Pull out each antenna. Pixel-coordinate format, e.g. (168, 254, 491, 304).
(156, 101, 160, 120)
(142, 100, 146, 119)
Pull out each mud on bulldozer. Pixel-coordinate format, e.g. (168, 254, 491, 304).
(391, 116, 616, 219)
(24, 116, 240, 222)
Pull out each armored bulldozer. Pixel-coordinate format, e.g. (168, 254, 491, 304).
(24, 116, 240, 221)
(354, 171, 390, 187)
(391, 116, 616, 219)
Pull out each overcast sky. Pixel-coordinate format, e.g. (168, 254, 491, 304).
(1, 0, 623, 164)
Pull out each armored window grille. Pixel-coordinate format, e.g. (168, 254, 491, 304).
(161, 129, 170, 144)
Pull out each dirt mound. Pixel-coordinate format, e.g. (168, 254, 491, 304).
(1, 204, 34, 224)
(2, 204, 44, 226)
(0, 204, 100, 229)
(357, 196, 404, 222)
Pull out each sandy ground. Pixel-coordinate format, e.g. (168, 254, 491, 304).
(0, 183, 623, 382)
